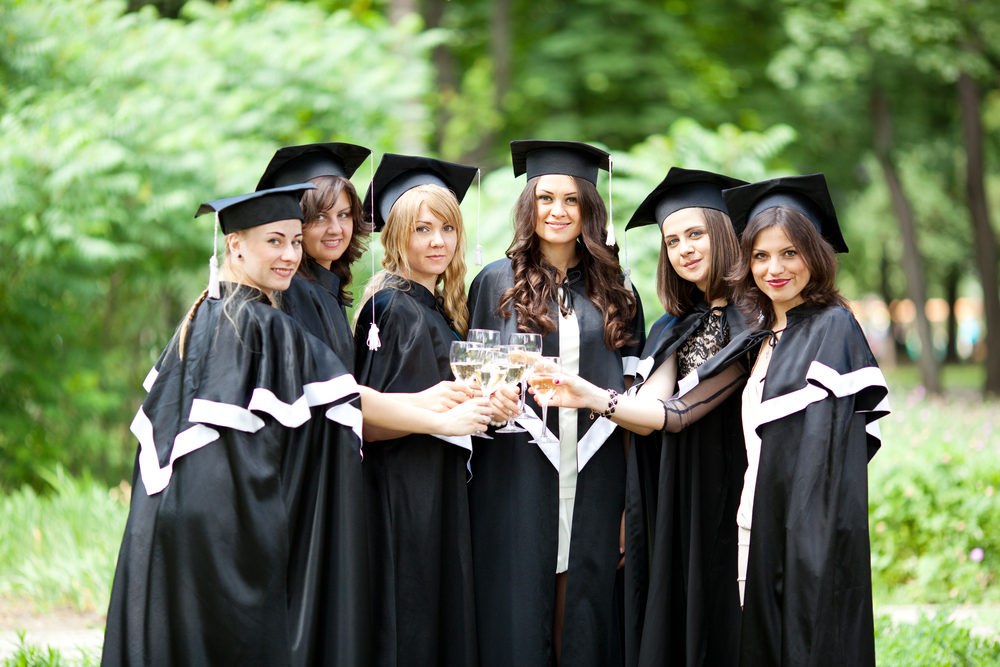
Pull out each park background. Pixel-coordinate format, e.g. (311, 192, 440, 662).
(0, 0, 999, 664)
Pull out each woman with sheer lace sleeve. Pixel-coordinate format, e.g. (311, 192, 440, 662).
(548, 173, 890, 667)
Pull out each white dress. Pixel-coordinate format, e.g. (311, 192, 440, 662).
(738, 361, 766, 607)
(555, 291, 580, 574)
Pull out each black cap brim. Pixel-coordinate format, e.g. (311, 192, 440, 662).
(625, 167, 747, 231)
(255, 142, 371, 191)
(362, 154, 478, 232)
(510, 140, 610, 185)
(197, 183, 317, 234)
(722, 174, 848, 253)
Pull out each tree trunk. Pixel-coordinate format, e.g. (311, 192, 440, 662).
(389, 0, 419, 25)
(957, 69, 1000, 394)
(425, 0, 458, 155)
(944, 267, 960, 364)
(880, 244, 900, 368)
(492, 0, 511, 110)
(872, 86, 942, 394)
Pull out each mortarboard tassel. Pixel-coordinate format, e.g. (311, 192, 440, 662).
(367, 156, 381, 351)
(208, 212, 221, 299)
(474, 168, 483, 266)
(605, 156, 616, 246)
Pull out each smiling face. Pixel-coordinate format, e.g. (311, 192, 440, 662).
(403, 200, 458, 292)
(533, 174, 582, 251)
(302, 188, 353, 270)
(229, 219, 303, 295)
(750, 224, 812, 319)
(661, 207, 712, 292)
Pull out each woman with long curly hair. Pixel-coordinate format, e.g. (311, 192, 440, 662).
(547, 174, 890, 667)
(353, 154, 484, 667)
(466, 140, 644, 667)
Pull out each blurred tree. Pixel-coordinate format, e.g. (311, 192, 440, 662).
(769, 0, 1000, 394)
(0, 0, 436, 488)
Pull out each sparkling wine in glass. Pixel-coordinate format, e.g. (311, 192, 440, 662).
(467, 329, 501, 348)
(495, 344, 527, 434)
(450, 341, 482, 387)
(508, 333, 542, 421)
(528, 356, 561, 445)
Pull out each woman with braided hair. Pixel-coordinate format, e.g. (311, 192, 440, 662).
(102, 184, 490, 667)
(466, 140, 643, 667)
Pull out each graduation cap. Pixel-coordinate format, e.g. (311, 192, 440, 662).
(625, 167, 747, 231)
(510, 140, 610, 185)
(255, 142, 371, 191)
(722, 173, 848, 253)
(196, 183, 317, 298)
(510, 139, 625, 261)
(363, 154, 478, 233)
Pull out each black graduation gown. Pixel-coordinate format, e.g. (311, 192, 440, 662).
(465, 259, 645, 667)
(622, 301, 749, 667)
(281, 258, 356, 375)
(673, 305, 890, 667)
(353, 278, 478, 667)
(102, 284, 371, 667)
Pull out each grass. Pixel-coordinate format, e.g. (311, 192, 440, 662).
(0, 466, 129, 613)
(870, 366, 1000, 605)
(1, 632, 97, 667)
(875, 611, 1000, 666)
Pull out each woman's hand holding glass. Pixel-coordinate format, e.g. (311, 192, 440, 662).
(527, 356, 562, 445)
(435, 396, 495, 436)
(529, 371, 604, 411)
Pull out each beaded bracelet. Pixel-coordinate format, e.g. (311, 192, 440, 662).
(590, 388, 619, 420)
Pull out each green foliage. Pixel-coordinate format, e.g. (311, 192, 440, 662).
(870, 384, 1000, 604)
(0, 0, 437, 488)
(875, 611, 1000, 667)
(1, 631, 97, 667)
(0, 465, 129, 612)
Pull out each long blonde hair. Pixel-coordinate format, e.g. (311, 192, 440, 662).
(356, 184, 469, 336)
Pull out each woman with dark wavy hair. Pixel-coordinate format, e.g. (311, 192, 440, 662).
(466, 140, 643, 667)
(548, 174, 890, 667)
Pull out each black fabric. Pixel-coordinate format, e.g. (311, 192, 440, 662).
(353, 277, 477, 667)
(281, 260, 356, 375)
(465, 259, 644, 667)
(721, 174, 848, 253)
(678, 305, 888, 666)
(102, 284, 370, 667)
(196, 184, 316, 234)
(362, 154, 478, 232)
(510, 140, 610, 184)
(256, 142, 371, 191)
(625, 168, 746, 231)
(622, 301, 750, 667)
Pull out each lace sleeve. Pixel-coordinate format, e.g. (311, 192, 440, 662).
(659, 363, 747, 432)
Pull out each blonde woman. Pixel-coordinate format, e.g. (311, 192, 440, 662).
(353, 155, 483, 667)
(102, 185, 372, 667)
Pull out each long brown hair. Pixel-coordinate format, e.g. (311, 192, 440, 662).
(498, 176, 637, 350)
(656, 207, 739, 316)
(298, 175, 368, 304)
(728, 205, 849, 330)
(355, 184, 469, 336)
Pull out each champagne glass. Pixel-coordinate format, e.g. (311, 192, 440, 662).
(471, 346, 505, 439)
(495, 344, 527, 434)
(467, 329, 501, 348)
(528, 356, 561, 445)
(508, 333, 543, 421)
(450, 341, 482, 388)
